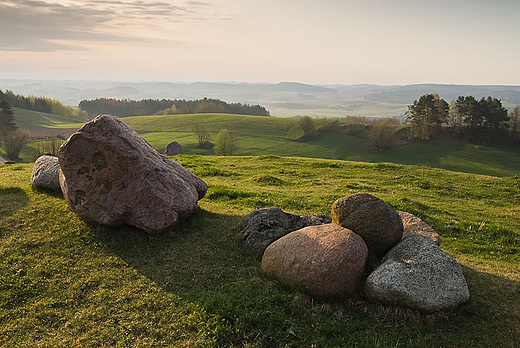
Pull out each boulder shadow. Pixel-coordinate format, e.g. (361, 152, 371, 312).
(0, 187, 29, 218)
(88, 208, 261, 301)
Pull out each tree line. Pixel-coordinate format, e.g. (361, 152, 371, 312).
(0, 90, 88, 121)
(78, 97, 270, 118)
(406, 94, 520, 146)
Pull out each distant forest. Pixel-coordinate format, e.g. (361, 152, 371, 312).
(78, 98, 271, 118)
(0, 90, 89, 120)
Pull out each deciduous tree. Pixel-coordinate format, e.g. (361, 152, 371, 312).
(298, 116, 316, 137)
(194, 124, 211, 146)
(214, 129, 239, 155)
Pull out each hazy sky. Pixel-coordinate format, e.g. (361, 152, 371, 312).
(1, 0, 519, 85)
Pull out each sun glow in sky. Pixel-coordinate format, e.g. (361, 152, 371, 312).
(1, 0, 519, 85)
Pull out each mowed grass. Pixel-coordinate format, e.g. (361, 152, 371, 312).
(1, 157, 519, 347)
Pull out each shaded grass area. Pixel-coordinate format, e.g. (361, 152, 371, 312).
(1, 157, 519, 347)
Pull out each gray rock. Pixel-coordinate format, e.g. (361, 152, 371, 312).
(399, 211, 441, 246)
(262, 223, 368, 297)
(242, 207, 332, 248)
(58, 115, 207, 234)
(31, 155, 61, 191)
(165, 141, 182, 156)
(364, 234, 469, 312)
(331, 193, 403, 256)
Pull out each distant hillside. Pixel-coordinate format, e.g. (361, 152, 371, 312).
(364, 84, 520, 104)
(2, 80, 520, 119)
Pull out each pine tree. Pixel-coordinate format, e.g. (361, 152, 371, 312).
(0, 100, 17, 140)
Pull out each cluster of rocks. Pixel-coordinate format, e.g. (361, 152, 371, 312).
(31, 115, 206, 234)
(246, 193, 468, 312)
(30, 115, 468, 312)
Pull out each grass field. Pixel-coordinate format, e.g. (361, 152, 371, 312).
(122, 113, 520, 177)
(1, 156, 519, 347)
(9, 109, 520, 177)
(12, 107, 82, 128)
(269, 101, 408, 119)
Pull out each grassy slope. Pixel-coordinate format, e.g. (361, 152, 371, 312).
(1, 157, 519, 347)
(11, 110, 520, 176)
(122, 113, 520, 177)
(12, 107, 82, 128)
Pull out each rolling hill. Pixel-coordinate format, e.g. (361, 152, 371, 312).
(11, 109, 520, 177)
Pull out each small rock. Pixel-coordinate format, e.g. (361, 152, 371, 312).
(165, 141, 182, 156)
(242, 207, 332, 248)
(31, 155, 61, 191)
(399, 211, 441, 246)
(331, 193, 403, 256)
(58, 115, 207, 234)
(262, 223, 368, 297)
(364, 234, 469, 312)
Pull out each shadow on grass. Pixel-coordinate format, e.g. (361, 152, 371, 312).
(89, 208, 262, 300)
(85, 209, 520, 347)
(0, 187, 29, 217)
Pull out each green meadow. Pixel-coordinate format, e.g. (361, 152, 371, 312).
(123, 113, 520, 177)
(12, 109, 520, 177)
(1, 155, 519, 347)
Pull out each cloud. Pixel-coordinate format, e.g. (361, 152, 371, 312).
(0, 0, 232, 52)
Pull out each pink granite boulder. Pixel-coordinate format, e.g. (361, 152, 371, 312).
(261, 223, 368, 297)
(58, 115, 207, 234)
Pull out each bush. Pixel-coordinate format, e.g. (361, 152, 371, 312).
(214, 129, 239, 156)
(3, 129, 30, 160)
(369, 120, 394, 151)
(298, 116, 316, 137)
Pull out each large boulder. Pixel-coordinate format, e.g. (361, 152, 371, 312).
(165, 141, 182, 156)
(331, 193, 403, 256)
(262, 223, 368, 297)
(399, 211, 441, 246)
(31, 155, 61, 191)
(58, 115, 207, 234)
(364, 234, 469, 312)
(242, 207, 332, 248)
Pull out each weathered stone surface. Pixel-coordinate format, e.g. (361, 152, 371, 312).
(399, 211, 441, 246)
(331, 193, 403, 256)
(364, 234, 469, 312)
(242, 207, 332, 248)
(262, 223, 368, 297)
(58, 115, 207, 234)
(31, 155, 61, 191)
(165, 141, 182, 156)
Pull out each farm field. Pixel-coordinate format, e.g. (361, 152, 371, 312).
(1, 156, 519, 347)
(269, 101, 408, 119)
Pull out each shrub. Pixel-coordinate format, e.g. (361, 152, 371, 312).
(298, 116, 316, 137)
(3, 129, 30, 160)
(214, 129, 239, 156)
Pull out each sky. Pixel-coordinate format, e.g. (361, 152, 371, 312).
(1, 0, 519, 85)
